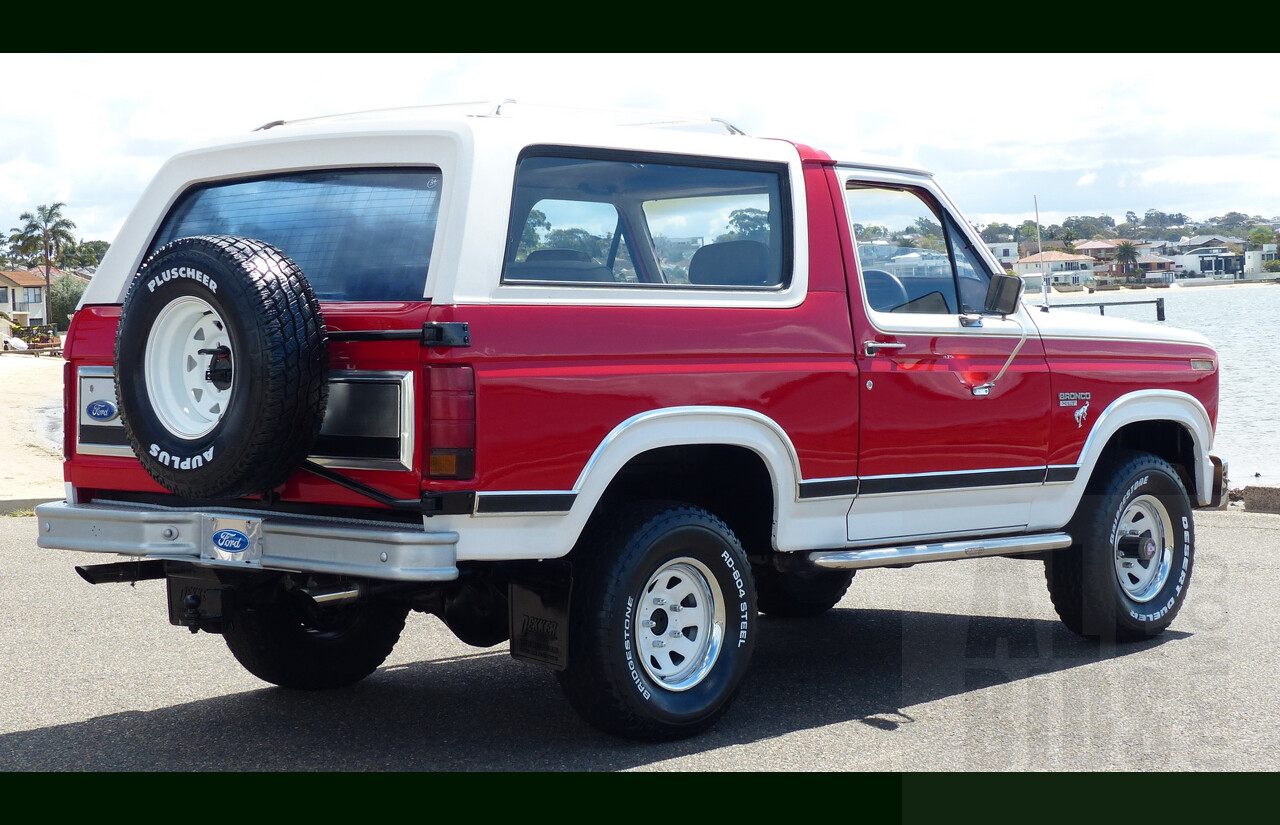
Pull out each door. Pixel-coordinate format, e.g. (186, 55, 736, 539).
(840, 174, 1051, 543)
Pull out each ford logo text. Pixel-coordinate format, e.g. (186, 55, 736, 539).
(211, 529, 251, 553)
(86, 400, 119, 422)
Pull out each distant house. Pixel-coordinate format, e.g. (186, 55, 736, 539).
(1177, 235, 1245, 253)
(1245, 243, 1277, 275)
(1072, 239, 1155, 280)
(986, 240, 1019, 271)
(1018, 239, 1070, 258)
(1169, 245, 1244, 279)
(0, 269, 52, 326)
(1013, 250, 1096, 287)
(1135, 254, 1176, 282)
(1073, 239, 1120, 260)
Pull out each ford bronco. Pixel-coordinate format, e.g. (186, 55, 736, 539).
(36, 101, 1226, 741)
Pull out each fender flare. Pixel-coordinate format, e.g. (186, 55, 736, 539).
(1070, 389, 1216, 507)
(572, 406, 803, 512)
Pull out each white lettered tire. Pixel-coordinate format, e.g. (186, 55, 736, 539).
(1046, 450, 1195, 641)
(114, 235, 328, 499)
(556, 503, 757, 741)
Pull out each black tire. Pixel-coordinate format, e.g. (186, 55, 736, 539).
(1045, 450, 1194, 641)
(114, 235, 327, 499)
(556, 503, 757, 741)
(223, 581, 409, 690)
(753, 565, 854, 618)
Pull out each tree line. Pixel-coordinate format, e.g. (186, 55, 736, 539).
(3, 202, 111, 331)
(979, 208, 1278, 249)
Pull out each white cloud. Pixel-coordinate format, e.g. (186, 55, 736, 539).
(3, 53, 1276, 243)
(1142, 155, 1280, 187)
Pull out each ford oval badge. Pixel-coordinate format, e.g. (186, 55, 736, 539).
(211, 529, 252, 554)
(86, 400, 119, 422)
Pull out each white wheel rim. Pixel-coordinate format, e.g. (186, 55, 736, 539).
(144, 296, 233, 440)
(635, 557, 726, 691)
(1113, 494, 1175, 603)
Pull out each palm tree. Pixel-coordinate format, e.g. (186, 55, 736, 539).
(12, 203, 76, 325)
(1113, 241, 1140, 282)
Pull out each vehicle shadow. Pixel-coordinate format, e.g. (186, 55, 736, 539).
(0, 606, 1185, 772)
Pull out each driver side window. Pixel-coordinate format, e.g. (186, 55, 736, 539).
(844, 184, 991, 315)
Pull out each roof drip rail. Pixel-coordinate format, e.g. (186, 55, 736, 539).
(479, 100, 748, 135)
(250, 99, 747, 135)
(252, 100, 500, 132)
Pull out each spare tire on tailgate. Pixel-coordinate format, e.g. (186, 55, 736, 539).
(114, 235, 328, 499)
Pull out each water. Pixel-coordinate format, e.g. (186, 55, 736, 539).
(1046, 282, 1280, 489)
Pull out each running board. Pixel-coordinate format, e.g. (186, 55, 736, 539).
(807, 532, 1073, 570)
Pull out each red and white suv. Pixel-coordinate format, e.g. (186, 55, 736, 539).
(37, 101, 1226, 740)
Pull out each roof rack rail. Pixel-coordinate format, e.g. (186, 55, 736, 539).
(254, 99, 747, 136)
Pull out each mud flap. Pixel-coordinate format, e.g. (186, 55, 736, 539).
(508, 565, 572, 670)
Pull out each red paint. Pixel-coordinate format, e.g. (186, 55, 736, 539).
(59, 156, 1220, 512)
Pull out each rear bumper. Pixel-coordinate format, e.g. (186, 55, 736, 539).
(34, 499, 460, 582)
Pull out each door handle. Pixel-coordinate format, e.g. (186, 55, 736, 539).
(863, 340, 905, 356)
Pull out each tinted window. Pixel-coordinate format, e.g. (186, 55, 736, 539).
(503, 153, 788, 289)
(844, 184, 993, 315)
(151, 168, 442, 301)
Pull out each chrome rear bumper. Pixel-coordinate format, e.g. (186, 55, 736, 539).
(34, 499, 459, 582)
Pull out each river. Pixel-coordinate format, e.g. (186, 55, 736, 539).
(1045, 281, 1280, 489)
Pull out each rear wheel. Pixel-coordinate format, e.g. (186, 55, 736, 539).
(1046, 450, 1194, 641)
(223, 579, 409, 690)
(556, 503, 756, 741)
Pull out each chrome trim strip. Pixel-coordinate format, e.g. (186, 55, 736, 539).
(798, 477, 859, 499)
(1046, 465, 1080, 483)
(856, 466, 1048, 496)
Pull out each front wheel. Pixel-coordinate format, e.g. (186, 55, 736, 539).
(1045, 451, 1194, 641)
(556, 503, 757, 741)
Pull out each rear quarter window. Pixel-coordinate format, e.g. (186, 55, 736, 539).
(149, 168, 442, 301)
(502, 151, 790, 290)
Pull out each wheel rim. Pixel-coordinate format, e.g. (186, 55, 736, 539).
(634, 557, 726, 691)
(145, 296, 234, 439)
(1113, 494, 1175, 603)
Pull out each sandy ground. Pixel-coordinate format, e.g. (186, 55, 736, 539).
(0, 353, 67, 509)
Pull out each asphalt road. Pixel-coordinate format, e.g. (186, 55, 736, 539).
(2, 508, 1277, 772)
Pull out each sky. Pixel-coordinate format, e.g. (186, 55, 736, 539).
(3, 53, 1277, 245)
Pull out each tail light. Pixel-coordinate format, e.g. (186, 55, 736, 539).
(428, 365, 475, 479)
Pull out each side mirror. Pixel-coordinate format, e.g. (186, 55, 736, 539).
(984, 273, 1023, 316)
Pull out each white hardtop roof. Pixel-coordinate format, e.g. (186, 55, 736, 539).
(172, 99, 931, 176)
(155, 98, 823, 176)
(84, 100, 936, 307)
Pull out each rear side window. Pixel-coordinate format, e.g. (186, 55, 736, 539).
(503, 152, 789, 289)
(150, 168, 442, 301)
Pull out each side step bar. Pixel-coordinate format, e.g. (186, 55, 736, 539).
(807, 532, 1073, 571)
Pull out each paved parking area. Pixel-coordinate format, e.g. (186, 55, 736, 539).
(2, 508, 1276, 771)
